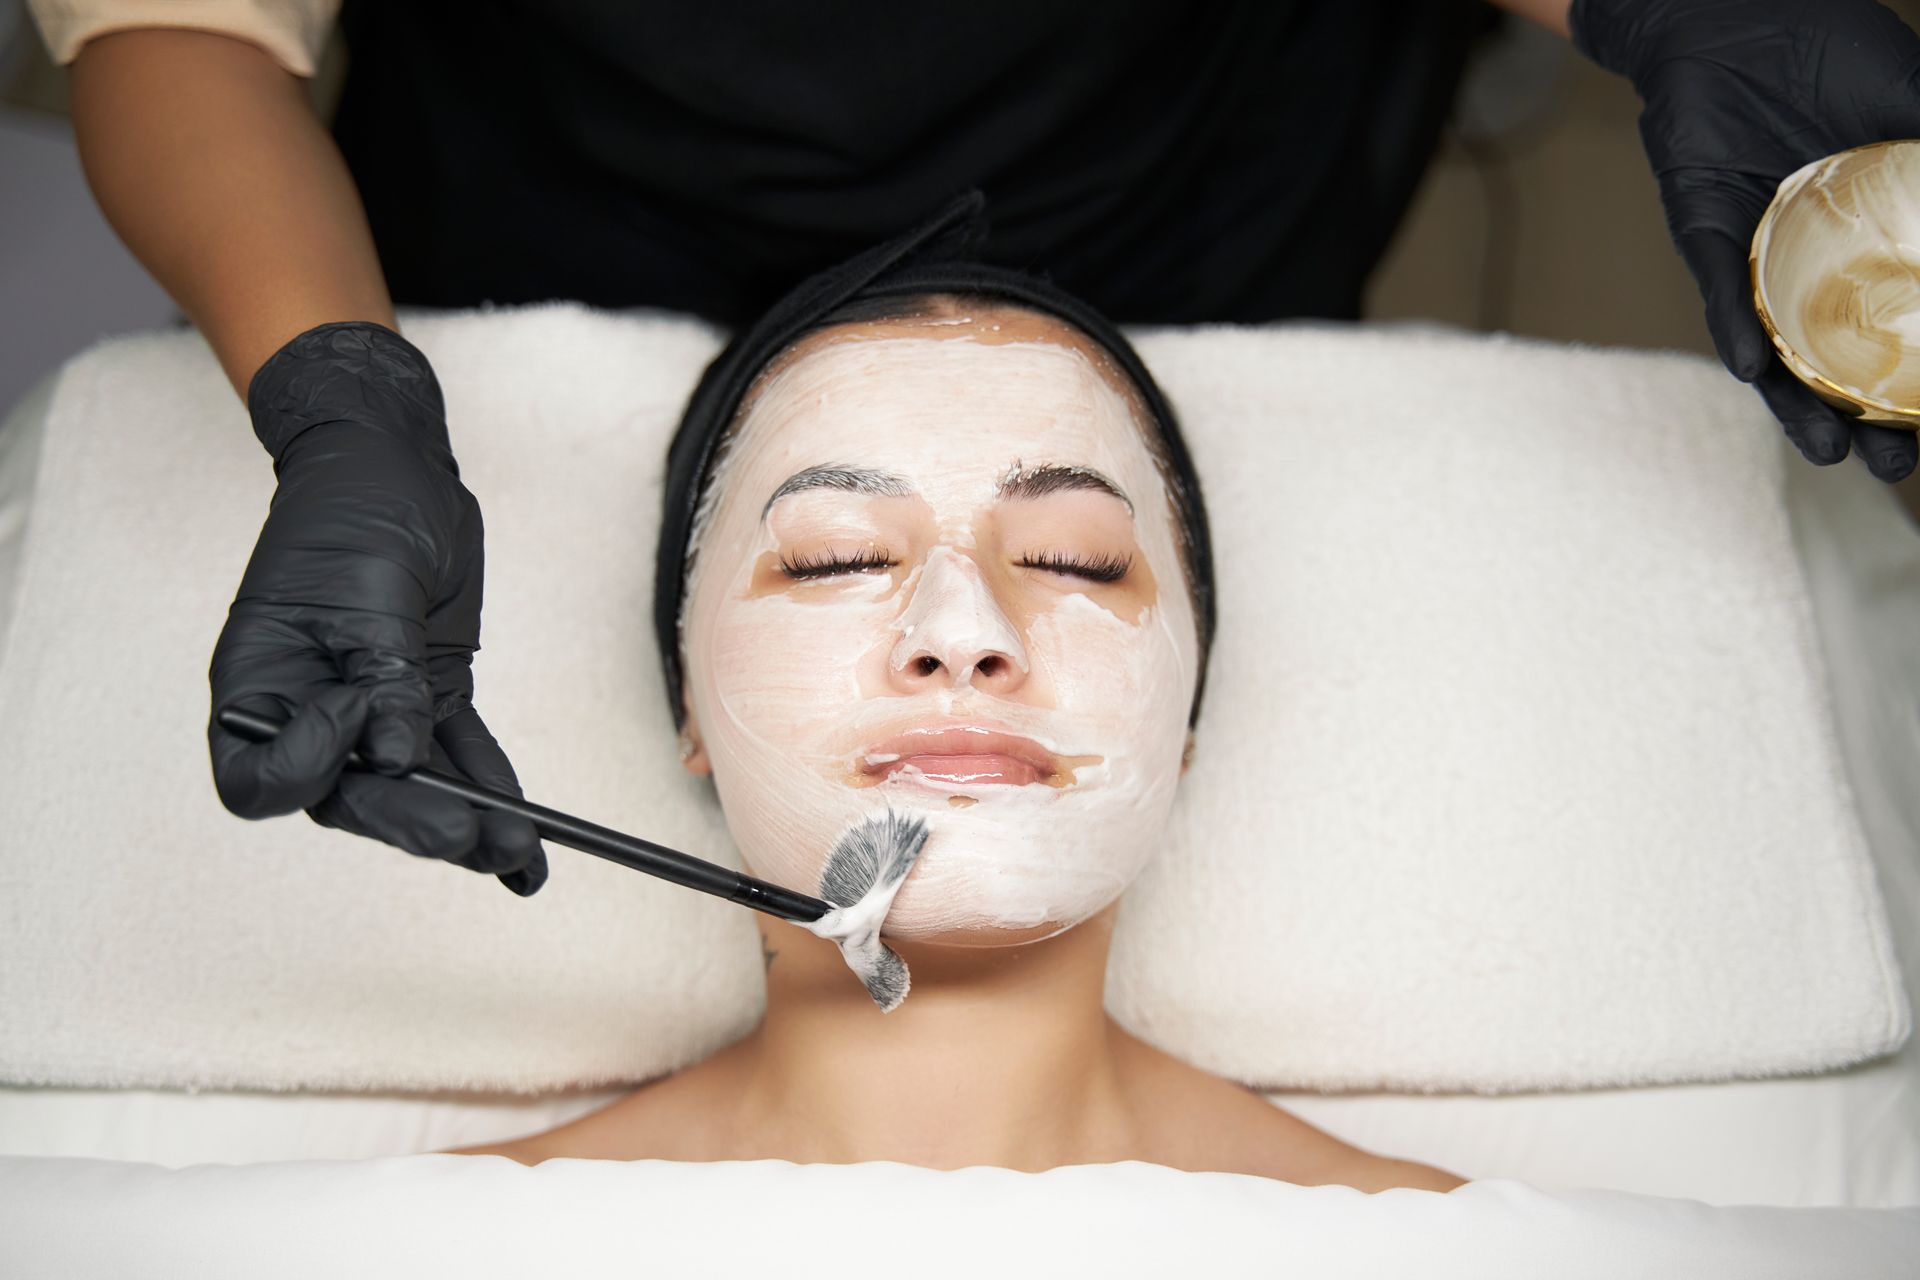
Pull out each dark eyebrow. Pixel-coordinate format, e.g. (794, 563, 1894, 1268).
(761, 464, 914, 520)
(995, 462, 1133, 515)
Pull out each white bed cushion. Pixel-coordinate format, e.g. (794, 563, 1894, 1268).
(0, 304, 1909, 1103)
(0, 367, 56, 668)
(1271, 435, 1920, 1209)
(1, 1156, 1914, 1280)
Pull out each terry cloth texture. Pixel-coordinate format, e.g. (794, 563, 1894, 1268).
(0, 304, 1908, 1094)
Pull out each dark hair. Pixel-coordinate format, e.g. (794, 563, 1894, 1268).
(652, 191, 1217, 731)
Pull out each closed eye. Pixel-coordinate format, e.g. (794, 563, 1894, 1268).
(778, 548, 897, 580)
(1017, 551, 1132, 583)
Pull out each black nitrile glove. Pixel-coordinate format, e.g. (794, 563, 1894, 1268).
(208, 321, 548, 896)
(1571, 0, 1920, 482)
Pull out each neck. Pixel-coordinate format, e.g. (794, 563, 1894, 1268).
(727, 905, 1137, 1170)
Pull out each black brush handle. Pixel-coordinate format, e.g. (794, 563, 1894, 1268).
(215, 705, 832, 924)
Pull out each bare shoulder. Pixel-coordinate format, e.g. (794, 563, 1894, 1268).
(437, 1044, 753, 1165)
(435, 1097, 635, 1165)
(1315, 1152, 1471, 1194)
(1111, 1026, 1469, 1193)
(1229, 1105, 1469, 1193)
(439, 1133, 552, 1166)
(1230, 1105, 1470, 1193)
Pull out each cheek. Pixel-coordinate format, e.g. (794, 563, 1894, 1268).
(686, 572, 903, 889)
(698, 579, 894, 758)
(1021, 591, 1193, 765)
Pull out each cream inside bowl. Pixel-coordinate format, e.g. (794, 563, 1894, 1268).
(1751, 140, 1920, 428)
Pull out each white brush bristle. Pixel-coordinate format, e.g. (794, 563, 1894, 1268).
(813, 808, 932, 1012)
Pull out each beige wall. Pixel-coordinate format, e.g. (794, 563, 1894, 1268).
(1372, 0, 1920, 354)
(1368, 52, 1708, 354)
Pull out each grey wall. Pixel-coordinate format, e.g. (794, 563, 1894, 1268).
(2, 2, 182, 419)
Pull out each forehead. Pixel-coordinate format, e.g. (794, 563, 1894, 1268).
(721, 313, 1162, 503)
(755, 306, 1146, 404)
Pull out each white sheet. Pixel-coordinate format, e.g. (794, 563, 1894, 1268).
(1, 1157, 1913, 1280)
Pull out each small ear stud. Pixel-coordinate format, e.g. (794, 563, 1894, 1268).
(677, 735, 696, 762)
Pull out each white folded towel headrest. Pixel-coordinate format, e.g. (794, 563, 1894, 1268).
(0, 304, 1906, 1094)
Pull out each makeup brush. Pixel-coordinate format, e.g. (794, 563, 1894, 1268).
(807, 808, 933, 1012)
(219, 705, 937, 1011)
(215, 705, 831, 923)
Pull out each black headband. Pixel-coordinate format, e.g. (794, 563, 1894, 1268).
(652, 189, 1216, 730)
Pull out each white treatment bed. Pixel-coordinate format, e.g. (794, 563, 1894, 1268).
(0, 307, 1915, 1275)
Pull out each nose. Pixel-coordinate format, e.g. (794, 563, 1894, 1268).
(887, 546, 1029, 695)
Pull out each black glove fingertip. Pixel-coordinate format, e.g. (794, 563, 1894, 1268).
(363, 713, 430, 776)
(1727, 326, 1772, 385)
(1873, 449, 1917, 484)
(317, 682, 373, 736)
(1676, 230, 1772, 384)
(1851, 420, 1920, 484)
(277, 685, 374, 805)
(1790, 426, 1849, 467)
(1756, 365, 1852, 467)
(472, 811, 541, 873)
(421, 805, 483, 862)
(499, 850, 549, 898)
(1705, 288, 1772, 384)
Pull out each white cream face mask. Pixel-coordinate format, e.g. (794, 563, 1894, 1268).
(679, 325, 1199, 954)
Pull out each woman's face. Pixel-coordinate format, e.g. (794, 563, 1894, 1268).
(679, 309, 1199, 944)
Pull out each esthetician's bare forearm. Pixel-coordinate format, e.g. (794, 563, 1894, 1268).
(1483, 0, 1572, 38)
(68, 28, 397, 401)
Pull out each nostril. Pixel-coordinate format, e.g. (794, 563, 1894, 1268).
(977, 655, 1001, 677)
(916, 655, 940, 676)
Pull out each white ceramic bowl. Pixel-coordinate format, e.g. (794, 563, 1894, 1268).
(1751, 140, 1920, 429)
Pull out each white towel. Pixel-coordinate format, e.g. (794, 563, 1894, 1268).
(0, 303, 1906, 1094)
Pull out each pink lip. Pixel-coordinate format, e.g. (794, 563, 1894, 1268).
(861, 724, 1061, 788)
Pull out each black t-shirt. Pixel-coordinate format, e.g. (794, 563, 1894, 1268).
(330, 0, 1487, 327)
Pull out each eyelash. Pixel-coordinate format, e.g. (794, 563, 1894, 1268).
(1017, 550, 1132, 583)
(777, 549, 1132, 583)
(779, 548, 898, 579)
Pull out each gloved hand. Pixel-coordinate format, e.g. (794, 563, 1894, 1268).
(208, 321, 548, 896)
(1571, 0, 1920, 482)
